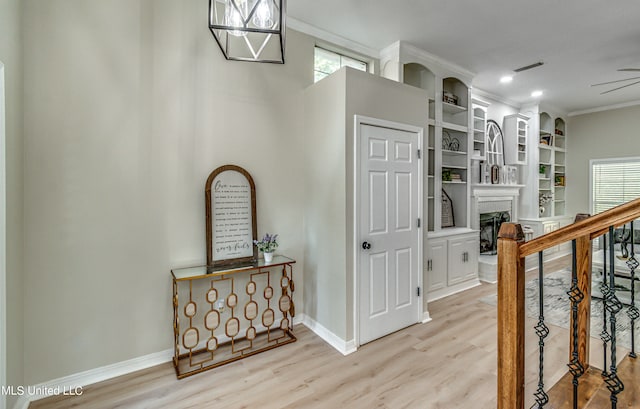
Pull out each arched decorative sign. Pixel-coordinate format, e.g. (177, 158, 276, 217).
(205, 165, 257, 266)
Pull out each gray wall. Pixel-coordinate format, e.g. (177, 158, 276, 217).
(304, 68, 428, 343)
(567, 105, 640, 217)
(0, 0, 24, 406)
(22, 0, 313, 384)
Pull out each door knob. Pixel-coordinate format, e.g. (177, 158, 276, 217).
(362, 241, 371, 250)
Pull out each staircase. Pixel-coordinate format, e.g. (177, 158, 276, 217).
(497, 198, 640, 409)
(547, 356, 639, 408)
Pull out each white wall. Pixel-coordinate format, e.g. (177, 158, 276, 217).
(0, 0, 24, 406)
(567, 105, 640, 216)
(22, 0, 313, 384)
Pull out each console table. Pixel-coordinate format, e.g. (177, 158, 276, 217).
(591, 249, 640, 306)
(171, 256, 296, 378)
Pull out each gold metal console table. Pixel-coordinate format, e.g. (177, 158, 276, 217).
(171, 256, 296, 379)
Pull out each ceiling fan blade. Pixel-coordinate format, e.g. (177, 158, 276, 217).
(592, 76, 640, 86)
(618, 68, 640, 72)
(601, 79, 640, 95)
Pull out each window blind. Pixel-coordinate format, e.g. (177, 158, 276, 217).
(592, 159, 640, 214)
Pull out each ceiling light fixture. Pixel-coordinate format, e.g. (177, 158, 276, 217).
(500, 75, 513, 84)
(208, 0, 286, 63)
(531, 90, 543, 98)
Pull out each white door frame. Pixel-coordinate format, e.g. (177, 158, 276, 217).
(353, 115, 423, 348)
(0, 61, 7, 409)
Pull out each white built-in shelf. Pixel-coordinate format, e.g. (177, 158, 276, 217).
(442, 181, 467, 184)
(555, 200, 566, 203)
(555, 147, 566, 152)
(540, 188, 552, 191)
(427, 196, 435, 200)
(539, 177, 551, 181)
(428, 147, 435, 151)
(442, 122, 468, 133)
(428, 119, 435, 126)
(539, 144, 552, 150)
(442, 149, 467, 156)
(428, 175, 435, 179)
(442, 101, 467, 114)
(540, 130, 553, 136)
(442, 165, 467, 169)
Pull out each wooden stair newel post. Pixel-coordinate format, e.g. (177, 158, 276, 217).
(497, 223, 525, 409)
(572, 213, 592, 370)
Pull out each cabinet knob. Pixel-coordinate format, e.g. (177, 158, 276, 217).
(362, 241, 371, 250)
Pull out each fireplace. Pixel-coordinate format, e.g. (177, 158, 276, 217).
(471, 185, 523, 283)
(479, 211, 511, 255)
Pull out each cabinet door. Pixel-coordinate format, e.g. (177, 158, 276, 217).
(448, 235, 479, 285)
(426, 238, 448, 292)
(543, 222, 560, 254)
(447, 237, 468, 286)
(462, 236, 479, 281)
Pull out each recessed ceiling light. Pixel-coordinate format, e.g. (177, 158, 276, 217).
(531, 90, 543, 97)
(500, 76, 513, 84)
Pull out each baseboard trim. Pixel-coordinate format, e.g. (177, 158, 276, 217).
(421, 311, 432, 323)
(301, 314, 357, 356)
(427, 279, 481, 303)
(14, 314, 308, 409)
(15, 348, 173, 407)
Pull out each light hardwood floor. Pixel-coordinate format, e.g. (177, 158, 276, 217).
(32, 256, 630, 409)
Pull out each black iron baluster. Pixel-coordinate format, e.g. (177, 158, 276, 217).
(567, 240, 584, 409)
(601, 233, 610, 376)
(532, 251, 549, 408)
(604, 226, 624, 408)
(627, 221, 639, 358)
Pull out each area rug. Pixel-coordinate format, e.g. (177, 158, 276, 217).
(480, 268, 640, 350)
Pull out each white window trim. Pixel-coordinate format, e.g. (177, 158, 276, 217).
(313, 44, 374, 80)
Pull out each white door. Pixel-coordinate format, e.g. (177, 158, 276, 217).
(358, 120, 421, 345)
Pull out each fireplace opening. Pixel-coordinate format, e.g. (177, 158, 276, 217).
(479, 211, 511, 255)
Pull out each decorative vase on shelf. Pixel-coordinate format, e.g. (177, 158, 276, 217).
(264, 252, 274, 263)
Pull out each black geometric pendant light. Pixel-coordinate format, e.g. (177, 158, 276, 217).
(208, 0, 286, 63)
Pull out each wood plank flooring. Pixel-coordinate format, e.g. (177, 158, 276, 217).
(546, 356, 640, 408)
(31, 256, 635, 409)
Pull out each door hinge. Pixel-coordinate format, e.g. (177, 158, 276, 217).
(417, 287, 421, 297)
(417, 218, 421, 228)
(417, 149, 421, 159)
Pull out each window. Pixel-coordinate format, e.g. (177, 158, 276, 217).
(314, 47, 368, 83)
(591, 158, 640, 214)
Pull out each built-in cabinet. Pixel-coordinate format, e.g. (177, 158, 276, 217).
(471, 99, 489, 161)
(503, 113, 529, 166)
(381, 41, 480, 301)
(517, 103, 572, 263)
(519, 104, 569, 220)
(426, 231, 479, 301)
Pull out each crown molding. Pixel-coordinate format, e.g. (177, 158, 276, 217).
(287, 18, 380, 59)
(568, 99, 640, 117)
(471, 88, 521, 109)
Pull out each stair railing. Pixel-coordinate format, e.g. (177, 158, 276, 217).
(497, 197, 640, 409)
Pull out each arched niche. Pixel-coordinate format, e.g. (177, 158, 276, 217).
(403, 62, 436, 96)
(442, 77, 468, 108)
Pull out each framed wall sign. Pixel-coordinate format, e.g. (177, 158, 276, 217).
(205, 165, 258, 266)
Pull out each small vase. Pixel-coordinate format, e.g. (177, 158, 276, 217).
(264, 251, 274, 263)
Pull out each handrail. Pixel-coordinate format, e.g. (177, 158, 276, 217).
(497, 197, 640, 409)
(520, 197, 640, 257)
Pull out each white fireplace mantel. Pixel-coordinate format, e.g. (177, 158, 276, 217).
(471, 183, 525, 283)
(471, 183, 524, 230)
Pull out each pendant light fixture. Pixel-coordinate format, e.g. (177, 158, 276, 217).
(209, 0, 286, 63)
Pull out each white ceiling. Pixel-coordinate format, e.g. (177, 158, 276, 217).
(288, 0, 640, 113)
